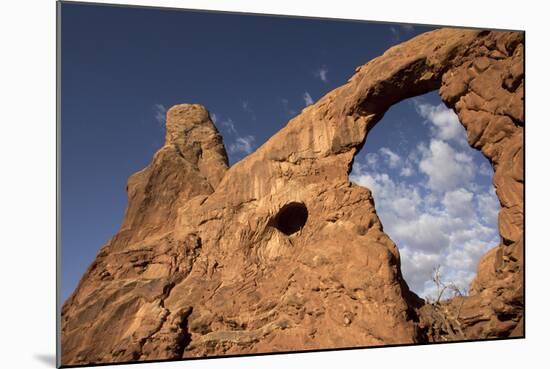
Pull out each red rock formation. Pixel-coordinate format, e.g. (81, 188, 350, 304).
(61, 27, 524, 365)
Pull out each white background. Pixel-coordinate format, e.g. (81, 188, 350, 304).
(0, 0, 548, 368)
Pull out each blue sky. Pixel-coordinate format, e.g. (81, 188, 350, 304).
(60, 3, 498, 301)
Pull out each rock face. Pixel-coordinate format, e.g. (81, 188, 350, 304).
(61, 28, 524, 365)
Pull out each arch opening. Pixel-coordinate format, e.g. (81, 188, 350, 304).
(272, 202, 309, 236)
(350, 91, 500, 299)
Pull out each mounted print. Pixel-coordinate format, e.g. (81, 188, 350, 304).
(58, 1, 524, 367)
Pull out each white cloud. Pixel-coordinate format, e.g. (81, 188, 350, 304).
(365, 153, 378, 168)
(228, 135, 255, 155)
(241, 100, 256, 121)
(280, 98, 297, 116)
(399, 248, 442, 296)
(153, 104, 167, 125)
(445, 236, 495, 281)
(220, 117, 238, 135)
(210, 112, 219, 124)
(390, 26, 400, 41)
(212, 113, 256, 159)
(455, 151, 472, 163)
(442, 189, 474, 217)
(390, 24, 416, 42)
(400, 166, 414, 177)
(315, 67, 329, 83)
(303, 91, 314, 106)
(415, 103, 466, 145)
(418, 139, 475, 191)
(477, 187, 500, 225)
(392, 212, 453, 252)
(379, 147, 401, 168)
(350, 144, 497, 297)
(479, 161, 493, 176)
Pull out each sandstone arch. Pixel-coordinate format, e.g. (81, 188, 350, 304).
(61, 28, 524, 365)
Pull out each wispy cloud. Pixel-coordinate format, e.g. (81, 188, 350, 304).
(314, 66, 329, 83)
(228, 135, 255, 155)
(281, 98, 297, 116)
(241, 100, 256, 121)
(303, 91, 314, 106)
(365, 153, 378, 169)
(389, 24, 416, 42)
(390, 26, 400, 41)
(212, 112, 256, 160)
(379, 147, 401, 168)
(219, 117, 238, 135)
(210, 112, 219, 124)
(153, 104, 167, 125)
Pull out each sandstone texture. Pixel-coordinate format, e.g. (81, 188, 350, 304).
(61, 28, 524, 366)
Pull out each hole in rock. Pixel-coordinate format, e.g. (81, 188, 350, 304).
(349, 92, 500, 299)
(273, 202, 308, 236)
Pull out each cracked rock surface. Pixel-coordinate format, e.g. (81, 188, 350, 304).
(61, 28, 524, 365)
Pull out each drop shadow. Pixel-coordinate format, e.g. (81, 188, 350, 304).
(33, 353, 57, 367)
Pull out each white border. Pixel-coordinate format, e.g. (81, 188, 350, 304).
(1, 0, 548, 368)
